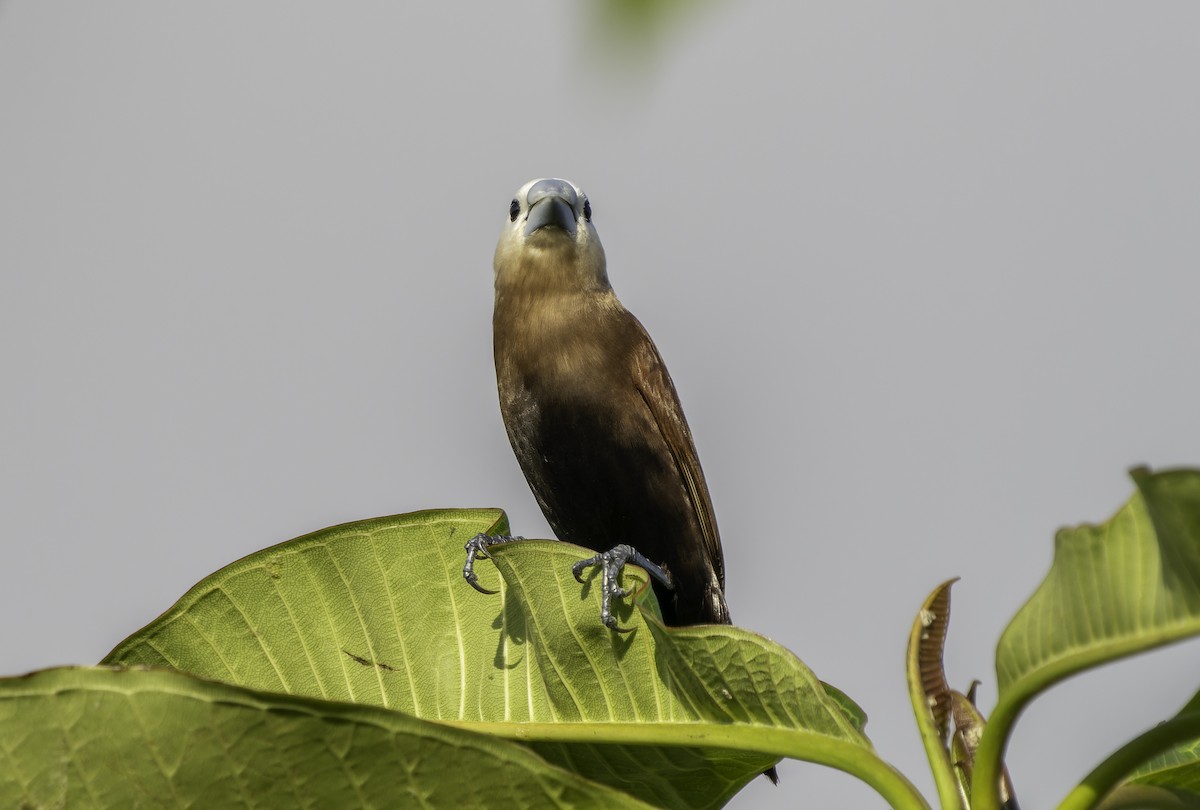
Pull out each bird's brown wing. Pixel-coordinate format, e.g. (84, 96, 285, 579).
(628, 319, 725, 592)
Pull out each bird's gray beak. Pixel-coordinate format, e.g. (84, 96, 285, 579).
(524, 178, 579, 237)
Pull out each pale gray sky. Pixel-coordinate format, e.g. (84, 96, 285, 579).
(3, 3, 1199, 807)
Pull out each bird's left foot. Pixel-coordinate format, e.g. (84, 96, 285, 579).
(463, 533, 524, 594)
(572, 544, 674, 631)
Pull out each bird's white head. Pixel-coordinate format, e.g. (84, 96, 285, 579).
(494, 178, 609, 295)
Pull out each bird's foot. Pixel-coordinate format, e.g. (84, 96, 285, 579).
(463, 533, 524, 594)
(572, 544, 674, 632)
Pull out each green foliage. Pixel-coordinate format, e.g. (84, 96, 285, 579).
(1123, 690, 1200, 792)
(0, 667, 656, 809)
(5, 468, 1200, 808)
(973, 469, 1200, 809)
(899, 468, 1200, 810)
(581, 0, 722, 74)
(996, 469, 1200, 698)
(95, 507, 917, 808)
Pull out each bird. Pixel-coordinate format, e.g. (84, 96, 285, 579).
(467, 177, 729, 630)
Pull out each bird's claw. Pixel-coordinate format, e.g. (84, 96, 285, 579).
(572, 544, 674, 631)
(463, 533, 523, 595)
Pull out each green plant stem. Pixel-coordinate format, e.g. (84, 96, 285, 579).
(913, 713, 965, 810)
(1059, 711, 1200, 810)
(975, 655, 1200, 810)
(969, 693, 1023, 810)
(971, 653, 1101, 810)
(453, 720, 932, 810)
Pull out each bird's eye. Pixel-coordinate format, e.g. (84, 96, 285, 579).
(509, 199, 520, 221)
(583, 199, 592, 222)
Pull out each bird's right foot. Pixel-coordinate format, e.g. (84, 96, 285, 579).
(572, 544, 674, 631)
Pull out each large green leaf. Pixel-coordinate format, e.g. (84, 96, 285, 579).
(0, 666, 655, 809)
(973, 468, 1200, 809)
(104, 508, 924, 809)
(105, 509, 513, 719)
(995, 469, 1200, 695)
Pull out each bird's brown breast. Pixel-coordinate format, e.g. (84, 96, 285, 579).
(493, 289, 727, 625)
